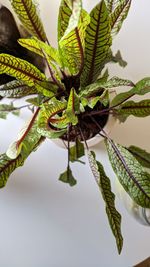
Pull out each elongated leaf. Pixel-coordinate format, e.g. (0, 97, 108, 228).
(10, 0, 47, 41)
(59, 9, 90, 75)
(106, 140, 150, 208)
(116, 99, 150, 122)
(79, 76, 133, 98)
(19, 38, 62, 66)
(69, 139, 85, 162)
(111, 77, 150, 107)
(127, 146, 150, 169)
(88, 151, 123, 254)
(0, 103, 20, 119)
(0, 132, 44, 188)
(59, 166, 77, 186)
(0, 54, 46, 87)
(81, 0, 112, 86)
(58, 0, 72, 41)
(66, 88, 79, 125)
(0, 80, 36, 98)
(110, 0, 131, 37)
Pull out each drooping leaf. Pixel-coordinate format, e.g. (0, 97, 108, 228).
(0, 133, 44, 188)
(59, 166, 77, 186)
(69, 139, 85, 163)
(127, 146, 150, 169)
(88, 151, 123, 254)
(0, 54, 46, 87)
(66, 88, 79, 125)
(0, 103, 20, 120)
(105, 76, 134, 88)
(106, 139, 150, 208)
(0, 80, 36, 98)
(115, 99, 150, 122)
(111, 77, 150, 107)
(59, 9, 90, 75)
(110, 0, 131, 37)
(58, 0, 72, 41)
(10, 0, 47, 41)
(81, 0, 112, 86)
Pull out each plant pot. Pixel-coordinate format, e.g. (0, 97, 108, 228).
(52, 90, 116, 149)
(115, 178, 150, 226)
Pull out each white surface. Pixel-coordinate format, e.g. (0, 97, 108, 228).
(0, 0, 150, 267)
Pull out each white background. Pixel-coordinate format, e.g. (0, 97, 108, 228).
(0, 0, 150, 266)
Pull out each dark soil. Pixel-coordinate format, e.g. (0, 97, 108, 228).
(61, 101, 108, 142)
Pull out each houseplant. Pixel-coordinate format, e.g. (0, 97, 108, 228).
(0, 0, 150, 254)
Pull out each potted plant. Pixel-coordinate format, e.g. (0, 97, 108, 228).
(0, 0, 150, 254)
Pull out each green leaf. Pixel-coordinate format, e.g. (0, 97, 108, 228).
(69, 139, 85, 163)
(59, 9, 90, 75)
(58, 0, 72, 41)
(0, 103, 20, 120)
(0, 133, 44, 188)
(105, 0, 121, 13)
(127, 146, 150, 169)
(111, 50, 127, 67)
(111, 77, 150, 107)
(19, 38, 62, 66)
(59, 166, 77, 186)
(37, 98, 68, 138)
(105, 76, 134, 88)
(106, 139, 150, 208)
(0, 80, 36, 98)
(10, 0, 47, 41)
(0, 54, 46, 87)
(116, 99, 150, 122)
(110, 0, 131, 37)
(66, 88, 79, 125)
(81, 0, 112, 86)
(88, 151, 123, 254)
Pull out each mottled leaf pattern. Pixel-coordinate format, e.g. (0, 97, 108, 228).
(69, 139, 85, 162)
(116, 99, 150, 121)
(88, 151, 123, 254)
(0, 103, 20, 119)
(127, 146, 150, 169)
(0, 80, 36, 98)
(110, 0, 131, 37)
(105, 0, 121, 13)
(106, 140, 150, 208)
(10, 0, 47, 41)
(81, 0, 112, 86)
(0, 54, 46, 87)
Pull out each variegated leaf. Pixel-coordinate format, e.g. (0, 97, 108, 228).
(106, 140, 150, 208)
(0, 54, 46, 87)
(58, 0, 72, 41)
(10, 0, 47, 41)
(88, 151, 123, 254)
(81, 0, 112, 86)
(127, 146, 150, 169)
(0, 80, 36, 98)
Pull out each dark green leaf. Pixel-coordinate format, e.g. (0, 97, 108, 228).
(88, 151, 123, 254)
(59, 166, 77, 186)
(127, 146, 150, 169)
(81, 0, 112, 86)
(11, 0, 47, 41)
(69, 139, 85, 163)
(106, 139, 150, 208)
(115, 99, 150, 122)
(111, 50, 127, 67)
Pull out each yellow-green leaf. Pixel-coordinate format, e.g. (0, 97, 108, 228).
(0, 54, 46, 87)
(58, 0, 72, 41)
(10, 0, 47, 41)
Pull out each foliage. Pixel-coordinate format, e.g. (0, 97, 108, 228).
(0, 0, 150, 254)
